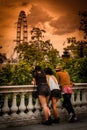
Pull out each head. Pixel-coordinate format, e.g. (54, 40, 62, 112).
(55, 65, 62, 72)
(35, 65, 42, 72)
(44, 67, 53, 75)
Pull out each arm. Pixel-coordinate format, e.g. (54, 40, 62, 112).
(31, 78, 36, 85)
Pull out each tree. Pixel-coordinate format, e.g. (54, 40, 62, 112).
(64, 37, 87, 58)
(62, 57, 87, 83)
(15, 27, 59, 68)
(0, 46, 7, 64)
(61, 12, 87, 83)
(63, 12, 87, 58)
(11, 61, 32, 85)
(79, 11, 87, 39)
(0, 53, 7, 64)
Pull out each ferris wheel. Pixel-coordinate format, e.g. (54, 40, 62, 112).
(10, 11, 28, 62)
(16, 10, 28, 44)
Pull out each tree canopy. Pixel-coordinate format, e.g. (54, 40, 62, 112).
(15, 27, 59, 68)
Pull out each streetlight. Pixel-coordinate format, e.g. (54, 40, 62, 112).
(62, 49, 70, 62)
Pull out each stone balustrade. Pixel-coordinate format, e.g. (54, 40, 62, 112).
(0, 83, 87, 128)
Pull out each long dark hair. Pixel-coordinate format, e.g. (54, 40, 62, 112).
(44, 67, 53, 75)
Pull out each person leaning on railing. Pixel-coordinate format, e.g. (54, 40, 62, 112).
(32, 65, 52, 125)
(55, 65, 78, 123)
(44, 67, 61, 124)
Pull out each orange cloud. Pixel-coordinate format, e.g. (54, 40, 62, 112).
(0, 0, 87, 58)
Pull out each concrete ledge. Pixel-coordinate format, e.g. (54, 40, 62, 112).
(0, 112, 87, 128)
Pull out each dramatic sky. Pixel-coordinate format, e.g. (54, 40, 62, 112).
(0, 0, 87, 58)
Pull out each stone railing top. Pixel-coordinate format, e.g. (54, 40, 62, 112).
(74, 83, 87, 86)
(0, 83, 87, 94)
(0, 85, 37, 94)
(73, 83, 87, 90)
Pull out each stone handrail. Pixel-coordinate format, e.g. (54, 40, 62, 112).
(0, 83, 87, 128)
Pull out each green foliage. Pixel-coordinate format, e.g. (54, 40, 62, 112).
(0, 64, 12, 85)
(66, 37, 87, 58)
(62, 57, 87, 83)
(11, 61, 32, 85)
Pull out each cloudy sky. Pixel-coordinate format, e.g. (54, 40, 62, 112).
(0, 0, 87, 58)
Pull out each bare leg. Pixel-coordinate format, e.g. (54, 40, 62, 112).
(52, 97, 59, 118)
(39, 95, 51, 120)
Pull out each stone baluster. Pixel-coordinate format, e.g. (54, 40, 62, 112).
(34, 98, 41, 117)
(11, 93, 18, 117)
(75, 89, 81, 113)
(82, 89, 87, 105)
(27, 92, 34, 118)
(71, 91, 76, 106)
(19, 92, 26, 117)
(2, 94, 9, 117)
(80, 89, 87, 113)
(76, 89, 81, 105)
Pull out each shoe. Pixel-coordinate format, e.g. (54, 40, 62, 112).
(68, 113, 74, 122)
(52, 117, 60, 123)
(68, 114, 78, 123)
(42, 116, 52, 125)
(48, 116, 52, 124)
(42, 120, 48, 125)
(74, 117, 78, 122)
(69, 117, 78, 123)
(42, 120, 51, 125)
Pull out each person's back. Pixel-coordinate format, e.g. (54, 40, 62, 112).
(56, 70, 71, 87)
(34, 70, 47, 86)
(46, 75, 60, 90)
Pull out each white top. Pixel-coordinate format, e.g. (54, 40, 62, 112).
(47, 76, 60, 91)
